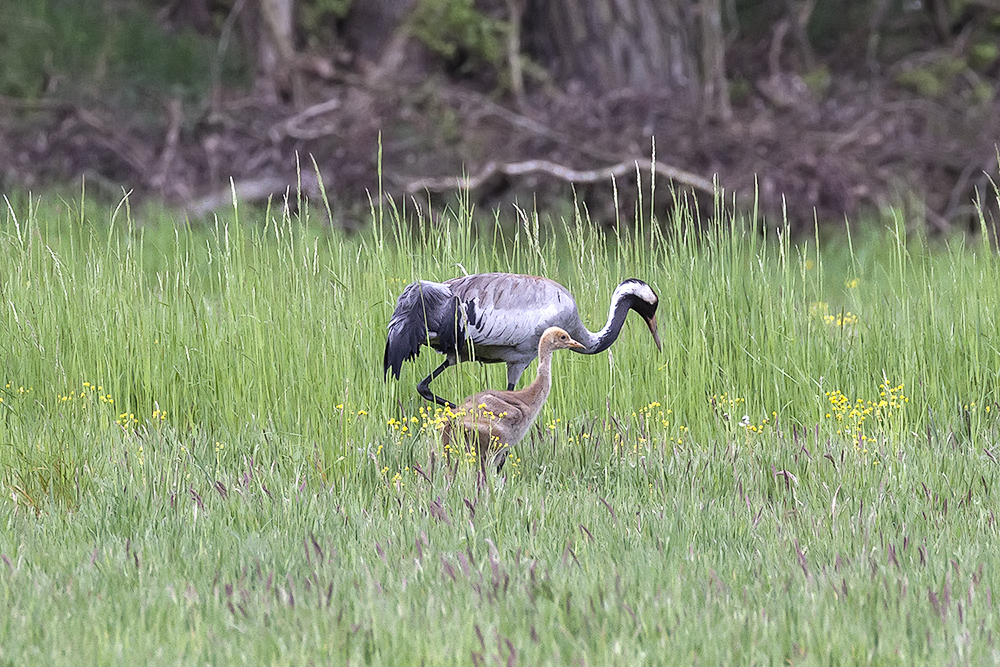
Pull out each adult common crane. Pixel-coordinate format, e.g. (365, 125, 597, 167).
(383, 273, 661, 407)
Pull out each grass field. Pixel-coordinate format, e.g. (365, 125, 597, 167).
(2, 185, 1000, 664)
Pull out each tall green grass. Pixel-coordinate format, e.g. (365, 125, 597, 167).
(2, 187, 1000, 663)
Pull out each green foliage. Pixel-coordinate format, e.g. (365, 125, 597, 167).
(895, 54, 967, 97)
(970, 40, 1000, 70)
(2, 188, 1000, 661)
(409, 0, 507, 74)
(0, 0, 104, 98)
(0, 0, 245, 103)
(800, 65, 832, 96)
(302, 0, 353, 20)
(299, 0, 353, 46)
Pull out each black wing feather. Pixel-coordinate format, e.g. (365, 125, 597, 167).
(383, 281, 465, 379)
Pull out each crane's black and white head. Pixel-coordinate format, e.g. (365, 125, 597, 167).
(615, 279, 662, 352)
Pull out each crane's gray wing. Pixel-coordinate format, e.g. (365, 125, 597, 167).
(445, 273, 577, 348)
(383, 281, 464, 378)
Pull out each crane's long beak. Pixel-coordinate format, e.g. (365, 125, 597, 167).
(646, 316, 662, 352)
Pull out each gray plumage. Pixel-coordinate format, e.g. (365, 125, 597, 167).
(384, 273, 661, 407)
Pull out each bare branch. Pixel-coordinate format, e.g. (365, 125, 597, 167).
(399, 157, 715, 196)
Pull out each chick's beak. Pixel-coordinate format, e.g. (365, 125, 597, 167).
(568, 338, 585, 349)
(646, 316, 662, 352)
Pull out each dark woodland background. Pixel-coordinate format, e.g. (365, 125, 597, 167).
(1, 0, 999, 233)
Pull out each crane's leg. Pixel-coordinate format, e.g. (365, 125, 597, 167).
(492, 445, 509, 474)
(505, 361, 530, 391)
(417, 360, 457, 409)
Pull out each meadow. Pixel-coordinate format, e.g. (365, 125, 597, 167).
(2, 183, 1000, 664)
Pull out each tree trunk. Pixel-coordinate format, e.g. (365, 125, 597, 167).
(254, 0, 301, 104)
(525, 0, 702, 93)
(700, 0, 731, 121)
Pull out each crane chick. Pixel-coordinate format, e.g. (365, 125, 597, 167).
(441, 326, 584, 473)
(384, 273, 660, 407)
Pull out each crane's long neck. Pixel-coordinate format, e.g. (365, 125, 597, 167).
(576, 294, 634, 355)
(520, 345, 554, 408)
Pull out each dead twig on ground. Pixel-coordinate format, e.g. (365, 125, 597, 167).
(184, 172, 324, 218)
(398, 157, 716, 197)
(268, 97, 342, 142)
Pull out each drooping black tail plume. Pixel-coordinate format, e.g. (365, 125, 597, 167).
(383, 281, 464, 379)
